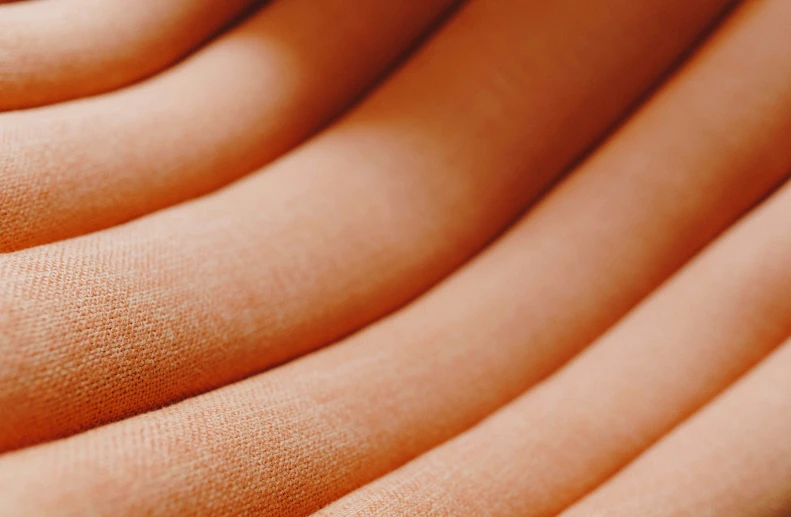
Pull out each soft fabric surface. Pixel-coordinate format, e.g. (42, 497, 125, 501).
(0, 0, 458, 251)
(0, 0, 256, 110)
(1, 0, 790, 516)
(0, 0, 730, 454)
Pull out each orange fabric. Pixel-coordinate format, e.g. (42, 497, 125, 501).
(3, 0, 791, 516)
(0, 0, 458, 251)
(561, 338, 791, 516)
(0, 0, 729, 456)
(318, 2, 791, 514)
(0, 0, 255, 110)
(320, 170, 791, 516)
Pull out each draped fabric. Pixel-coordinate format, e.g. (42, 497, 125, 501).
(1, 0, 790, 515)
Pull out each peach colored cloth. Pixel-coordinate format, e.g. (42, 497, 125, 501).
(318, 3, 791, 513)
(560, 338, 791, 516)
(0, 0, 729, 454)
(0, 0, 458, 251)
(2, 0, 791, 516)
(0, 0, 255, 109)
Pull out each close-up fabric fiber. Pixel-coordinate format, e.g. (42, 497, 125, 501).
(1, 0, 790, 516)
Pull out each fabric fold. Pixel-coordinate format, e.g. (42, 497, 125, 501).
(0, 0, 731, 454)
(0, 0, 460, 252)
(561, 337, 791, 517)
(2, 3, 784, 514)
(0, 0, 256, 110)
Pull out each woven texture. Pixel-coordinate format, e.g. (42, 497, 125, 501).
(0, 0, 459, 251)
(0, 0, 733, 455)
(4, 0, 791, 516)
(560, 338, 791, 517)
(317, 4, 791, 514)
